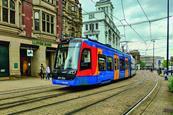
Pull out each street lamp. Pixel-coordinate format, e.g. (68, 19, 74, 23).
(166, 0, 169, 78)
(151, 40, 155, 70)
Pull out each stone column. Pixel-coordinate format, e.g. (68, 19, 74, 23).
(31, 46, 46, 76)
(9, 41, 20, 76)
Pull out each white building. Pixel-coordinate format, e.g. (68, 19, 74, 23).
(140, 56, 164, 69)
(82, 0, 120, 49)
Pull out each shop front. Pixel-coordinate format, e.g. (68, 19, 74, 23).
(0, 42, 9, 77)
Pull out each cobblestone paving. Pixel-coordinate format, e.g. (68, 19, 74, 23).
(0, 71, 171, 115)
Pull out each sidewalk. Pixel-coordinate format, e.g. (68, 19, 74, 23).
(0, 77, 53, 92)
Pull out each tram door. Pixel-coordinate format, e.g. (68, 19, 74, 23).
(125, 58, 129, 78)
(114, 55, 119, 80)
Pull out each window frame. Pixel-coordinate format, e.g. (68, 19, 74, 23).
(34, 10, 40, 31)
(120, 58, 125, 71)
(80, 48, 92, 70)
(2, 0, 15, 24)
(42, 12, 54, 34)
(98, 54, 106, 71)
(107, 56, 113, 71)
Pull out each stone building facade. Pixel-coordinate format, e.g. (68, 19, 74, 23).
(0, 0, 82, 77)
(82, 0, 120, 49)
(62, 0, 82, 39)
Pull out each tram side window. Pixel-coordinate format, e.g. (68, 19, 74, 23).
(98, 54, 106, 71)
(107, 57, 113, 71)
(80, 49, 91, 70)
(120, 59, 125, 71)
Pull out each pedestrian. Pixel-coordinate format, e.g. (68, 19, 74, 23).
(46, 65, 50, 80)
(40, 64, 44, 79)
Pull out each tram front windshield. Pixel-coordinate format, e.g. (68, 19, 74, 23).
(55, 40, 81, 70)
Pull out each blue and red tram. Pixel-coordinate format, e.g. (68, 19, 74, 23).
(52, 38, 136, 86)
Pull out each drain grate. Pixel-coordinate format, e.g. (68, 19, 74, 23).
(163, 108, 173, 113)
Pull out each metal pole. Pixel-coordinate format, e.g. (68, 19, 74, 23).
(153, 40, 155, 70)
(166, 0, 169, 76)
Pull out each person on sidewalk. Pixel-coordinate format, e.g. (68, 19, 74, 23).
(40, 64, 44, 79)
(46, 65, 51, 80)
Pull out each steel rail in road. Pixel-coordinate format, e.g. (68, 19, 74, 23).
(123, 75, 159, 115)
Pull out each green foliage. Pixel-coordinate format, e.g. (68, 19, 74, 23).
(139, 61, 146, 69)
(168, 76, 173, 92)
(162, 60, 170, 68)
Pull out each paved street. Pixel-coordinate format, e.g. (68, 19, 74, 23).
(0, 71, 172, 115)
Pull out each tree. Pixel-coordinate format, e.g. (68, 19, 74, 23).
(139, 61, 146, 69)
(162, 60, 170, 68)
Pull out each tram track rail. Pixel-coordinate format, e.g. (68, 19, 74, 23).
(123, 75, 159, 115)
(7, 78, 145, 115)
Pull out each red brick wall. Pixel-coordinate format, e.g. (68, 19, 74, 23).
(22, 0, 33, 38)
(57, 0, 63, 41)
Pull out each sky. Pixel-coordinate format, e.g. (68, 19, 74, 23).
(79, 0, 173, 59)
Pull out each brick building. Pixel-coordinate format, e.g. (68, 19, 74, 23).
(0, 0, 82, 77)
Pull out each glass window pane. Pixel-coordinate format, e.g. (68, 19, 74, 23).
(51, 16, 54, 23)
(47, 22, 50, 32)
(35, 19, 39, 31)
(3, 0, 8, 7)
(98, 55, 106, 71)
(42, 13, 45, 20)
(47, 15, 49, 21)
(42, 21, 46, 32)
(10, 0, 15, 9)
(3, 8, 8, 22)
(107, 57, 113, 70)
(80, 49, 91, 70)
(51, 24, 54, 34)
(34, 12, 39, 19)
(10, 10, 15, 24)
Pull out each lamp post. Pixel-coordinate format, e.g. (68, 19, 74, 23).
(151, 39, 155, 71)
(166, 0, 169, 77)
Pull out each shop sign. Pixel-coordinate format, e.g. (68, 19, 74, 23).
(32, 40, 51, 47)
(27, 50, 33, 57)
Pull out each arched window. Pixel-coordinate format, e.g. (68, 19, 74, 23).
(2, 0, 15, 24)
(34, 11, 40, 31)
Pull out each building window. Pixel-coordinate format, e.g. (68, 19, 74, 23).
(42, 12, 54, 34)
(96, 23, 98, 29)
(2, 0, 9, 22)
(10, 0, 15, 24)
(42, 13, 46, 32)
(34, 11, 40, 31)
(51, 16, 54, 34)
(80, 49, 91, 70)
(85, 24, 88, 30)
(89, 13, 94, 19)
(98, 54, 106, 71)
(89, 23, 94, 32)
(2, 0, 15, 24)
(107, 57, 113, 71)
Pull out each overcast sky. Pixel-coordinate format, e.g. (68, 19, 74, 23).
(79, 0, 173, 59)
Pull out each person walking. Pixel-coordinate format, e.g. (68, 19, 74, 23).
(40, 64, 44, 79)
(46, 65, 50, 80)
